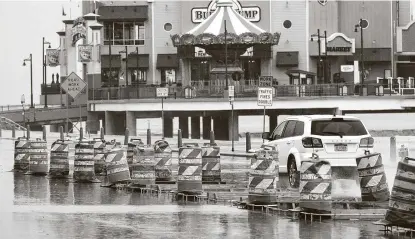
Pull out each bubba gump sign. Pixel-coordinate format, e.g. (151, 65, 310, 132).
(191, 0, 261, 23)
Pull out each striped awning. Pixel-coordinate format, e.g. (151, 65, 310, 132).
(187, 1, 264, 36)
(171, 0, 280, 47)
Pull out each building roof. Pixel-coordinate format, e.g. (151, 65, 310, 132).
(187, 0, 265, 36)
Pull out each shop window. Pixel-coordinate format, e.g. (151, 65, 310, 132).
(242, 59, 261, 85)
(104, 22, 145, 46)
(130, 69, 147, 85)
(161, 69, 176, 85)
(101, 68, 120, 87)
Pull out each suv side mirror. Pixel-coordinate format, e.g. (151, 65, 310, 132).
(262, 132, 270, 140)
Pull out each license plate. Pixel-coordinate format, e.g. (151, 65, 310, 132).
(334, 144, 348, 151)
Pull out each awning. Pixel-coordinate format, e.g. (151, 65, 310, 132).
(210, 66, 243, 74)
(127, 54, 149, 68)
(101, 55, 121, 68)
(285, 69, 316, 77)
(345, 48, 391, 62)
(156, 54, 179, 69)
(98, 6, 148, 21)
(170, 0, 280, 47)
(276, 52, 299, 67)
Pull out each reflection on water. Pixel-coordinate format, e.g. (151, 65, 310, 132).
(0, 133, 403, 238)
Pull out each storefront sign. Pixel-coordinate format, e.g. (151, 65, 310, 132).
(46, 49, 60, 67)
(327, 46, 351, 52)
(191, 0, 261, 23)
(78, 45, 93, 62)
(71, 17, 87, 46)
(341, 65, 354, 72)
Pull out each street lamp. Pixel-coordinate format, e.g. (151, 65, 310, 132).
(23, 54, 34, 108)
(355, 19, 365, 87)
(20, 94, 26, 127)
(42, 37, 51, 108)
(224, 20, 229, 91)
(311, 29, 328, 84)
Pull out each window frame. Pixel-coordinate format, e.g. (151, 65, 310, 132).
(270, 121, 288, 140)
(282, 120, 297, 138)
(130, 68, 147, 85)
(104, 21, 145, 46)
(293, 121, 305, 136)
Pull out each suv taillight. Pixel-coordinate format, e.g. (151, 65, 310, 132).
(302, 137, 323, 148)
(359, 137, 374, 148)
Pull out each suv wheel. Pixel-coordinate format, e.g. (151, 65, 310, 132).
(288, 159, 299, 189)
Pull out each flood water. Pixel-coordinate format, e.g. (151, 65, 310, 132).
(0, 131, 411, 239)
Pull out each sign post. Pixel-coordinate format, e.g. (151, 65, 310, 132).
(60, 72, 87, 136)
(156, 87, 169, 139)
(228, 86, 235, 152)
(257, 87, 273, 143)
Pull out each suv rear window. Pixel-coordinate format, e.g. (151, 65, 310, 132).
(311, 119, 368, 136)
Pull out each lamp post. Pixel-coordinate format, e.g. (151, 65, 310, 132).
(355, 19, 365, 88)
(23, 54, 34, 108)
(224, 20, 228, 91)
(311, 29, 327, 84)
(42, 37, 51, 108)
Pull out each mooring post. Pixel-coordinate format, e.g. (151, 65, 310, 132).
(147, 128, 151, 146)
(79, 127, 83, 141)
(124, 128, 129, 145)
(42, 125, 47, 141)
(59, 126, 64, 140)
(246, 132, 251, 152)
(390, 136, 397, 162)
(178, 129, 182, 148)
(100, 127, 104, 140)
(210, 130, 215, 145)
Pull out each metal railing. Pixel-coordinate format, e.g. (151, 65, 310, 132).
(0, 104, 64, 113)
(88, 83, 412, 101)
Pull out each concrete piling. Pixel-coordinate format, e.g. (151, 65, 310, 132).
(178, 129, 183, 148)
(147, 129, 151, 145)
(42, 125, 47, 141)
(12, 126, 16, 138)
(26, 125, 30, 139)
(246, 132, 251, 152)
(124, 128, 129, 145)
(59, 126, 64, 140)
(100, 127, 104, 140)
(390, 137, 396, 162)
(210, 130, 215, 145)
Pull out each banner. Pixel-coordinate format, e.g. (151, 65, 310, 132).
(46, 49, 60, 67)
(78, 45, 93, 62)
(71, 17, 87, 46)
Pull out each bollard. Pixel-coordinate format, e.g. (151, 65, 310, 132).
(390, 137, 397, 162)
(14, 137, 30, 172)
(202, 143, 221, 182)
(105, 146, 131, 185)
(12, 126, 16, 138)
(248, 146, 279, 204)
(92, 138, 107, 175)
(178, 143, 203, 195)
(59, 126, 64, 140)
(100, 127, 104, 140)
(147, 129, 151, 146)
(299, 160, 332, 212)
(73, 140, 100, 183)
(79, 127, 84, 140)
(154, 140, 173, 181)
(245, 132, 251, 153)
(210, 130, 215, 145)
(130, 145, 156, 186)
(42, 125, 47, 141)
(26, 125, 30, 139)
(384, 157, 415, 228)
(178, 129, 183, 148)
(49, 139, 70, 178)
(127, 138, 144, 172)
(124, 128, 129, 145)
(27, 139, 49, 175)
(356, 153, 390, 202)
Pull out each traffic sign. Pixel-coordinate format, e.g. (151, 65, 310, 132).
(259, 76, 273, 87)
(156, 87, 169, 97)
(257, 87, 273, 106)
(61, 72, 86, 99)
(228, 86, 235, 102)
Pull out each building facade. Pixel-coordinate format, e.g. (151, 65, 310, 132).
(56, 0, 412, 90)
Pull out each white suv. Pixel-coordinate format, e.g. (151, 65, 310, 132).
(261, 115, 374, 188)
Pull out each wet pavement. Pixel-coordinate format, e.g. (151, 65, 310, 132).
(0, 131, 412, 238)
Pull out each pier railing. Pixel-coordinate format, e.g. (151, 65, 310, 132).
(88, 83, 414, 101)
